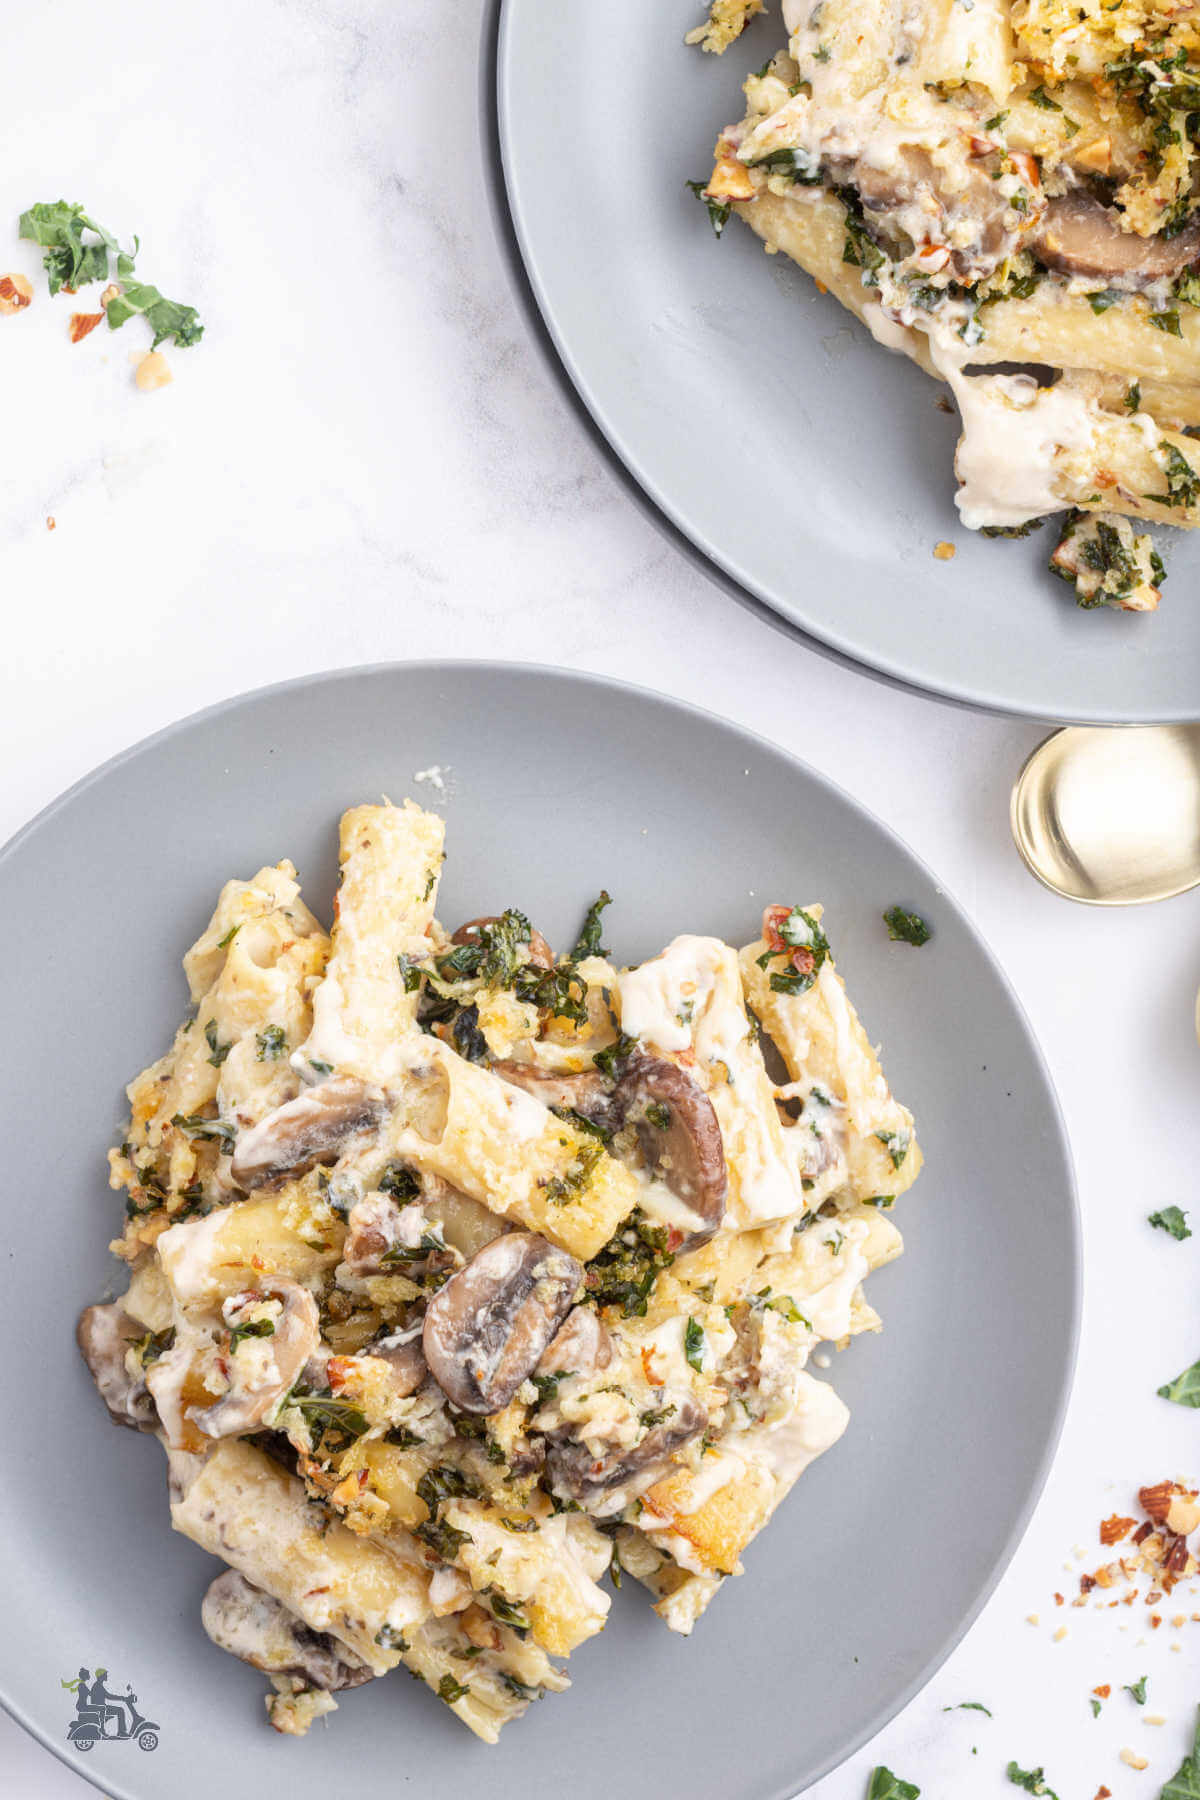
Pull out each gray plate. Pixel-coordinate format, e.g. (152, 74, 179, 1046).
(492, 0, 1200, 724)
(0, 663, 1078, 1798)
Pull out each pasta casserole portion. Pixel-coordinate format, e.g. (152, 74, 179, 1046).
(78, 800, 921, 1741)
(690, 0, 1200, 609)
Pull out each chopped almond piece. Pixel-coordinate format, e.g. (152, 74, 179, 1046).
(1139, 1482, 1174, 1524)
(0, 273, 33, 314)
(134, 350, 172, 392)
(705, 156, 756, 202)
(69, 312, 103, 344)
(1166, 1494, 1200, 1535)
(1101, 1515, 1137, 1546)
(1074, 136, 1111, 174)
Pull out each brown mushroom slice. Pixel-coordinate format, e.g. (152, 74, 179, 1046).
(845, 143, 1035, 282)
(1032, 192, 1200, 289)
(230, 1078, 386, 1191)
(545, 1397, 708, 1508)
(535, 1305, 613, 1380)
(491, 1060, 613, 1128)
(451, 915, 554, 971)
(193, 1279, 320, 1439)
(201, 1571, 374, 1691)
(422, 1231, 582, 1413)
(364, 1331, 428, 1397)
(77, 1303, 158, 1431)
(611, 1055, 727, 1248)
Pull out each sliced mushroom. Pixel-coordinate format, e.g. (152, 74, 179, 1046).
(536, 1305, 613, 1380)
(611, 1055, 727, 1248)
(452, 916, 554, 971)
(843, 143, 1038, 282)
(364, 1331, 428, 1397)
(201, 1571, 374, 1690)
(423, 1231, 582, 1413)
(491, 1060, 613, 1128)
(192, 1279, 320, 1439)
(1032, 192, 1200, 289)
(77, 1303, 158, 1431)
(230, 1078, 386, 1190)
(545, 1397, 708, 1508)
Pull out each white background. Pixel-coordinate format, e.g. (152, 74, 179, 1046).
(1, 3, 1197, 1795)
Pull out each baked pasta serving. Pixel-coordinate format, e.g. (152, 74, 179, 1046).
(78, 800, 921, 1741)
(688, 0, 1200, 610)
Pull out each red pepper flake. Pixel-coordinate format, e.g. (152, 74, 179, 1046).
(69, 311, 103, 343)
(1054, 1593, 1064, 1606)
(1093, 1684, 1111, 1698)
(1094, 1788, 1112, 1799)
(1150, 1613, 1162, 1628)
(46, 516, 56, 531)
(641, 1346, 662, 1386)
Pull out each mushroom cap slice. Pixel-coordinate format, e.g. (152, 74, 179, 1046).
(536, 1305, 613, 1380)
(452, 916, 554, 971)
(545, 1396, 708, 1508)
(230, 1078, 387, 1191)
(77, 1303, 158, 1432)
(365, 1332, 428, 1397)
(491, 1060, 613, 1128)
(611, 1055, 727, 1248)
(201, 1571, 374, 1690)
(193, 1278, 320, 1439)
(1032, 193, 1200, 289)
(422, 1231, 582, 1413)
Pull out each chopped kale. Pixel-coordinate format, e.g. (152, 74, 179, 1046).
(1149, 1206, 1191, 1240)
(1158, 1357, 1200, 1407)
(255, 1023, 287, 1061)
(569, 889, 613, 962)
(883, 906, 931, 946)
(686, 179, 732, 238)
(684, 1316, 705, 1372)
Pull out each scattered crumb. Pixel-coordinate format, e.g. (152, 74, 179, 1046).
(813, 1351, 832, 1369)
(815, 277, 828, 294)
(933, 540, 956, 561)
(1144, 1714, 1166, 1726)
(1027, 1613, 1040, 1626)
(1095, 1789, 1112, 1799)
(134, 349, 172, 392)
(935, 395, 954, 415)
(1053, 1625, 1069, 1642)
(46, 516, 56, 531)
(1119, 1748, 1149, 1770)
(0, 272, 33, 314)
(413, 765, 449, 794)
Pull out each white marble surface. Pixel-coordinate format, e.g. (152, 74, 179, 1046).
(2, 2, 1198, 1795)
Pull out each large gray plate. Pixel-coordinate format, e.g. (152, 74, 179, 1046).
(492, 0, 1200, 724)
(0, 663, 1078, 1798)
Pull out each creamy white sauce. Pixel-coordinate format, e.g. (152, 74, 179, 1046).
(725, 1371, 850, 1487)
